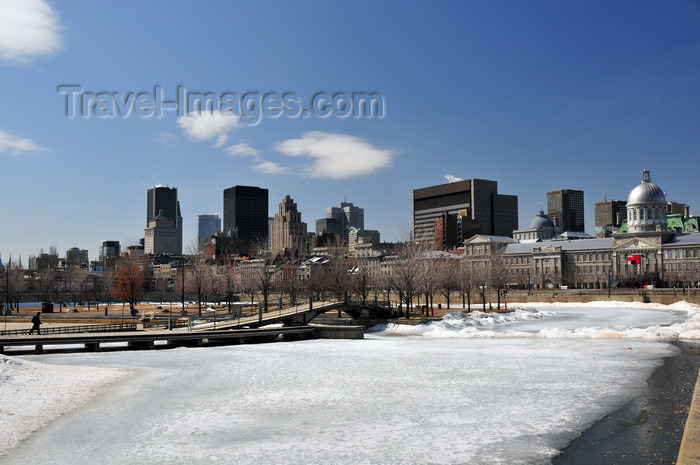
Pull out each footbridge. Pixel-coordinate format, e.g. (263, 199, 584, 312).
(201, 300, 395, 331)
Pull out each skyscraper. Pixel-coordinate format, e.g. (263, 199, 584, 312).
(271, 195, 307, 256)
(413, 179, 518, 243)
(547, 189, 585, 233)
(98, 240, 120, 270)
(197, 214, 221, 252)
(315, 201, 364, 240)
(145, 210, 180, 255)
(146, 186, 182, 254)
(223, 185, 269, 252)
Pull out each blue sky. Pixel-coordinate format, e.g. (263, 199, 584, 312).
(1, 0, 699, 263)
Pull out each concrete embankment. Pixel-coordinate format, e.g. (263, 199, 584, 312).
(678, 371, 700, 465)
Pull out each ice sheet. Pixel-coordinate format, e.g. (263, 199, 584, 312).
(0, 302, 696, 464)
(0, 356, 128, 457)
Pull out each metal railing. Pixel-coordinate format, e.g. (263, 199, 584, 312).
(0, 323, 138, 336)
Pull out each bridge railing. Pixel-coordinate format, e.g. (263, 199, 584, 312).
(0, 323, 138, 336)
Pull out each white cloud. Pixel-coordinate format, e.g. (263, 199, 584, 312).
(0, 0, 62, 64)
(444, 174, 463, 183)
(253, 160, 289, 175)
(224, 142, 260, 157)
(176, 111, 241, 148)
(274, 131, 397, 179)
(0, 129, 50, 156)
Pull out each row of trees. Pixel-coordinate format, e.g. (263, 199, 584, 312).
(118, 242, 509, 317)
(2, 240, 510, 317)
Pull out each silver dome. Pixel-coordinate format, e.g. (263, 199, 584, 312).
(627, 169, 666, 205)
(529, 211, 554, 229)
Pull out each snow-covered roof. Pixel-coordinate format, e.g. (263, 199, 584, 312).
(505, 238, 614, 254)
(665, 233, 700, 246)
(464, 235, 517, 244)
(553, 231, 594, 240)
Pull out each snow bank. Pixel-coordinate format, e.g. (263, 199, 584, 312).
(371, 307, 555, 336)
(0, 356, 129, 457)
(371, 301, 700, 341)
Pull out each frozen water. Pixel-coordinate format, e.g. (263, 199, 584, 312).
(0, 302, 697, 465)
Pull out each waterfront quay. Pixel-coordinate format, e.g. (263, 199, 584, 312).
(0, 325, 365, 355)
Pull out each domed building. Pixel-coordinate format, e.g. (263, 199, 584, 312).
(626, 168, 667, 233)
(512, 210, 561, 242)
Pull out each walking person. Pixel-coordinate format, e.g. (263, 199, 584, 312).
(29, 312, 42, 335)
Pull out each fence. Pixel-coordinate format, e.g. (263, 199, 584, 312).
(0, 323, 138, 336)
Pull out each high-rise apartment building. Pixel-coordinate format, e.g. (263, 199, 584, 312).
(413, 179, 518, 243)
(65, 247, 89, 268)
(197, 214, 221, 252)
(547, 189, 585, 233)
(271, 195, 307, 256)
(223, 185, 269, 252)
(146, 186, 182, 254)
(315, 201, 364, 240)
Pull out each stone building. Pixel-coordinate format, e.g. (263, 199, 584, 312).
(144, 210, 180, 255)
(512, 210, 561, 242)
(271, 195, 308, 257)
(461, 168, 700, 289)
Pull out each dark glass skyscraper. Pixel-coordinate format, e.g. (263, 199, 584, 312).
(223, 185, 269, 252)
(547, 189, 585, 233)
(146, 186, 183, 254)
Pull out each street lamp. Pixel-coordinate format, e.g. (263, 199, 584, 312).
(279, 267, 283, 317)
(527, 270, 531, 296)
(168, 278, 174, 330)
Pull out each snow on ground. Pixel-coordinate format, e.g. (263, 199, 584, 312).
(0, 300, 698, 460)
(371, 300, 700, 340)
(0, 356, 129, 457)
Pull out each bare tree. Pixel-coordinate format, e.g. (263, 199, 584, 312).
(250, 241, 277, 313)
(239, 267, 258, 307)
(282, 264, 304, 307)
(458, 259, 475, 311)
(392, 241, 421, 319)
(439, 257, 460, 311)
(306, 264, 325, 303)
(186, 257, 214, 317)
(376, 271, 394, 310)
(321, 239, 352, 302)
(416, 248, 444, 316)
(217, 256, 239, 313)
(99, 268, 116, 306)
(472, 262, 489, 311)
(151, 275, 170, 304)
(489, 255, 509, 310)
(64, 266, 84, 306)
(36, 268, 58, 306)
(351, 265, 372, 305)
(76, 269, 94, 310)
(6, 262, 27, 312)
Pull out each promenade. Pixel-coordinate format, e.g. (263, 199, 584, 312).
(679, 370, 700, 465)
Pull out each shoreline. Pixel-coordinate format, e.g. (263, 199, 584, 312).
(552, 340, 700, 464)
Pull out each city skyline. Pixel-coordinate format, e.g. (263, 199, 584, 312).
(1, 1, 699, 261)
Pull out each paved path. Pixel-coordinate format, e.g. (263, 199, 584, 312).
(679, 370, 700, 464)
